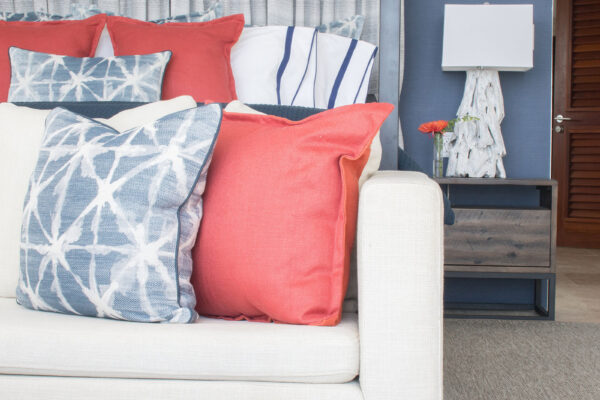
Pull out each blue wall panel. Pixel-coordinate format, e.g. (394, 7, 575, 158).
(400, 0, 553, 307)
(400, 0, 553, 179)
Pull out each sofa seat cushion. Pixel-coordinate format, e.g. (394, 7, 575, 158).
(0, 299, 358, 383)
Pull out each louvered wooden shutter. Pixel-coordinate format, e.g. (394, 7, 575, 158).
(568, 130, 600, 219)
(568, 1, 600, 220)
(571, 0, 600, 108)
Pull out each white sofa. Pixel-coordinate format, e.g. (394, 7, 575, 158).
(0, 171, 443, 400)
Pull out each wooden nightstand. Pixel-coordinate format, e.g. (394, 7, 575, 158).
(435, 178, 557, 320)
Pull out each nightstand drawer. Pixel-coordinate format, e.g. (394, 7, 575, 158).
(445, 208, 551, 267)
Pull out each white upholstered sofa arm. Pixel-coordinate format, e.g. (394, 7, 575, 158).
(357, 171, 443, 400)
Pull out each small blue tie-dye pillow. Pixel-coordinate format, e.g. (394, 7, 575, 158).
(17, 104, 222, 323)
(316, 15, 365, 40)
(8, 47, 171, 102)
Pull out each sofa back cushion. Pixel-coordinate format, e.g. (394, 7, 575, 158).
(0, 104, 50, 297)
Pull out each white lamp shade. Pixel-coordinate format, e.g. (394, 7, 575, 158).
(442, 4, 534, 71)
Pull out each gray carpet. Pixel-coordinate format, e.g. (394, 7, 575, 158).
(444, 319, 600, 400)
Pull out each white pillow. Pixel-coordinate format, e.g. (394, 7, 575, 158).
(314, 31, 377, 109)
(230, 26, 315, 105)
(224, 100, 381, 188)
(0, 96, 197, 298)
(231, 26, 377, 109)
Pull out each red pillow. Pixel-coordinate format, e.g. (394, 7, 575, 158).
(107, 15, 244, 103)
(191, 103, 393, 326)
(0, 14, 106, 101)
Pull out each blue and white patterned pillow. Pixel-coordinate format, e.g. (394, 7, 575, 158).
(316, 15, 365, 40)
(17, 104, 222, 323)
(0, 11, 64, 21)
(8, 47, 171, 102)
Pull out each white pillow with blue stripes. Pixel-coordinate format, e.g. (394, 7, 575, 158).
(230, 26, 377, 109)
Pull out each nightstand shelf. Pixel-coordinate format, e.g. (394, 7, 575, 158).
(435, 178, 557, 320)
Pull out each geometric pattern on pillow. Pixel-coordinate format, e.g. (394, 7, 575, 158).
(17, 104, 221, 323)
(8, 47, 171, 102)
(316, 15, 365, 40)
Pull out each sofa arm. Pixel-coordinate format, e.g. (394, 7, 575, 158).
(357, 171, 443, 400)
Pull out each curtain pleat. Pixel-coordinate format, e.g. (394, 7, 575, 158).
(170, 0, 190, 16)
(13, 0, 32, 12)
(32, 0, 47, 11)
(264, 0, 292, 26)
(47, 1, 69, 14)
(145, 0, 167, 20)
(248, 0, 266, 26)
(96, 0, 118, 13)
(222, 0, 251, 23)
(0, 1, 12, 12)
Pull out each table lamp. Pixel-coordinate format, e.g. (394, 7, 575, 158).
(442, 4, 534, 178)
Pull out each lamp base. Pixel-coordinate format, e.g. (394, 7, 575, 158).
(445, 69, 507, 178)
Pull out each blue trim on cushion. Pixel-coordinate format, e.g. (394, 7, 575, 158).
(291, 28, 318, 106)
(276, 26, 295, 105)
(328, 39, 357, 109)
(248, 104, 324, 121)
(173, 104, 223, 315)
(353, 47, 378, 104)
(13, 102, 146, 118)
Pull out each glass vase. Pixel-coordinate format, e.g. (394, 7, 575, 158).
(432, 132, 444, 178)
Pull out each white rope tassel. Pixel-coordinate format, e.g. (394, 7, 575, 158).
(446, 69, 507, 178)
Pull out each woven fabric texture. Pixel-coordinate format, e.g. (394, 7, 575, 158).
(8, 47, 171, 102)
(17, 105, 221, 323)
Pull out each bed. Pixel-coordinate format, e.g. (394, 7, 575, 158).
(0, 0, 403, 167)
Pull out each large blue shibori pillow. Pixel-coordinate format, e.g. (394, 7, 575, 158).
(16, 104, 222, 323)
(7, 47, 171, 102)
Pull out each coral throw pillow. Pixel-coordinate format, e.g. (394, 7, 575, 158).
(107, 14, 244, 103)
(0, 14, 106, 101)
(192, 102, 393, 326)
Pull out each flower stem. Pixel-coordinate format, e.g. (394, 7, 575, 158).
(433, 132, 443, 178)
